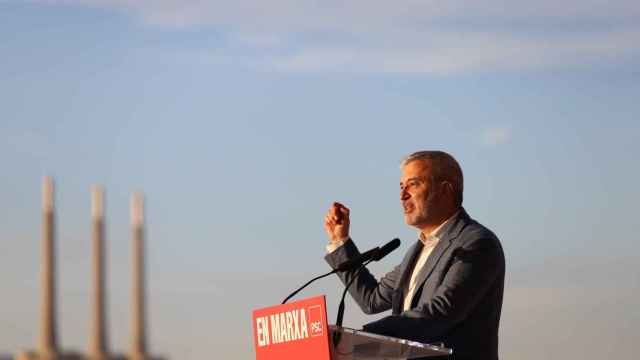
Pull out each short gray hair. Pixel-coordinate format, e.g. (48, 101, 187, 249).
(401, 150, 464, 206)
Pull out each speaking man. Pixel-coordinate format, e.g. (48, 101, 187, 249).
(324, 150, 505, 360)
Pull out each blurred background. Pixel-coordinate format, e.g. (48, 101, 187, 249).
(1, 1, 639, 359)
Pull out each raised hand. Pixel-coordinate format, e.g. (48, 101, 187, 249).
(324, 202, 350, 244)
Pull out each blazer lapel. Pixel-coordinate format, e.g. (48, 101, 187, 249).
(408, 209, 470, 307)
(410, 238, 453, 299)
(392, 240, 423, 315)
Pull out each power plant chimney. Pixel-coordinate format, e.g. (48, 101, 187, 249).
(16, 181, 163, 360)
(88, 186, 109, 359)
(38, 176, 58, 358)
(129, 193, 147, 360)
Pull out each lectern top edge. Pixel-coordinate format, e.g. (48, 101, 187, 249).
(329, 325, 453, 355)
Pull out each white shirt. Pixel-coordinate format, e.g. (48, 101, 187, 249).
(403, 211, 459, 310)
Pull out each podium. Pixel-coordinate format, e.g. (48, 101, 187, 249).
(252, 295, 452, 360)
(330, 325, 451, 359)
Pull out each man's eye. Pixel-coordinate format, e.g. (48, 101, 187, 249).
(401, 182, 413, 190)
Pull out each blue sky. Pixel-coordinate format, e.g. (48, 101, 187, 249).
(1, 1, 639, 359)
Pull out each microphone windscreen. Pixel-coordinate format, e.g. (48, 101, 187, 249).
(372, 238, 400, 261)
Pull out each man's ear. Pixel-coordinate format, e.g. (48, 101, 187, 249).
(442, 181, 455, 199)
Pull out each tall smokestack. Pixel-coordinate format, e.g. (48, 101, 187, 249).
(38, 176, 58, 357)
(130, 193, 147, 360)
(89, 186, 109, 359)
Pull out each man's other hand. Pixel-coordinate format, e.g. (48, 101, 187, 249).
(324, 202, 350, 244)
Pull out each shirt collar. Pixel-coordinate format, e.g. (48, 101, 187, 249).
(419, 209, 461, 245)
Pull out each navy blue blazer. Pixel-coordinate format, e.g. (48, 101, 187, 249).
(325, 209, 505, 360)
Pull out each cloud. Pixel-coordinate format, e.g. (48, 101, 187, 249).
(271, 27, 640, 75)
(482, 127, 512, 146)
(35, 0, 640, 30)
(30, 0, 640, 74)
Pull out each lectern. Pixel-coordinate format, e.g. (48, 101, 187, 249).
(252, 295, 452, 360)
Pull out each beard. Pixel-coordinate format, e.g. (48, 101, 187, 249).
(404, 189, 438, 227)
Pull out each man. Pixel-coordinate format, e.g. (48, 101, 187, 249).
(324, 151, 505, 360)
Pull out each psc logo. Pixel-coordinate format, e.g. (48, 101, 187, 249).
(307, 305, 324, 337)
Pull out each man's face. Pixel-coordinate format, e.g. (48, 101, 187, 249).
(400, 160, 439, 229)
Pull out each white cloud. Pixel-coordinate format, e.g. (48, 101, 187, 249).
(269, 27, 640, 74)
(35, 0, 640, 30)
(30, 0, 640, 74)
(482, 126, 512, 146)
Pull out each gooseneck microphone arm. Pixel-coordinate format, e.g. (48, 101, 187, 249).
(336, 259, 372, 327)
(281, 246, 382, 304)
(332, 260, 372, 347)
(282, 238, 400, 305)
(282, 269, 335, 304)
(332, 238, 401, 347)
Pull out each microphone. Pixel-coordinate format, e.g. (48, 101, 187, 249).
(371, 238, 400, 261)
(281, 239, 399, 304)
(281, 246, 380, 304)
(334, 238, 400, 271)
(334, 247, 380, 272)
(333, 238, 401, 346)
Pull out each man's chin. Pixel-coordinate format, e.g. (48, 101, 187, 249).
(405, 214, 428, 228)
(404, 215, 416, 226)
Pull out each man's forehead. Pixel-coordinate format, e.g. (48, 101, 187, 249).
(401, 159, 432, 179)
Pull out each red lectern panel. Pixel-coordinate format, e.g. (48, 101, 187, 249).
(252, 295, 331, 360)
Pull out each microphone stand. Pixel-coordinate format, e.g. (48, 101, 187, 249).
(282, 269, 335, 304)
(282, 247, 380, 304)
(332, 259, 373, 347)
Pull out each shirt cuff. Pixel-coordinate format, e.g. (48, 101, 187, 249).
(325, 237, 349, 254)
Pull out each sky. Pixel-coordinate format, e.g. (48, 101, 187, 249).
(1, 0, 639, 358)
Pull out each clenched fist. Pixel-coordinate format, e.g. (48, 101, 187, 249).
(324, 202, 350, 244)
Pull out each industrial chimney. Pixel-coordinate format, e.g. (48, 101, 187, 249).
(88, 186, 109, 360)
(38, 177, 58, 358)
(129, 193, 147, 360)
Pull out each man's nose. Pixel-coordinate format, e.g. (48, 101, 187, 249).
(400, 189, 410, 200)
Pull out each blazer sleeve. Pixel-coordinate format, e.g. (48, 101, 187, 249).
(325, 238, 401, 315)
(363, 235, 504, 340)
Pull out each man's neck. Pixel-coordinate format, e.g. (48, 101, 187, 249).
(419, 208, 460, 238)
